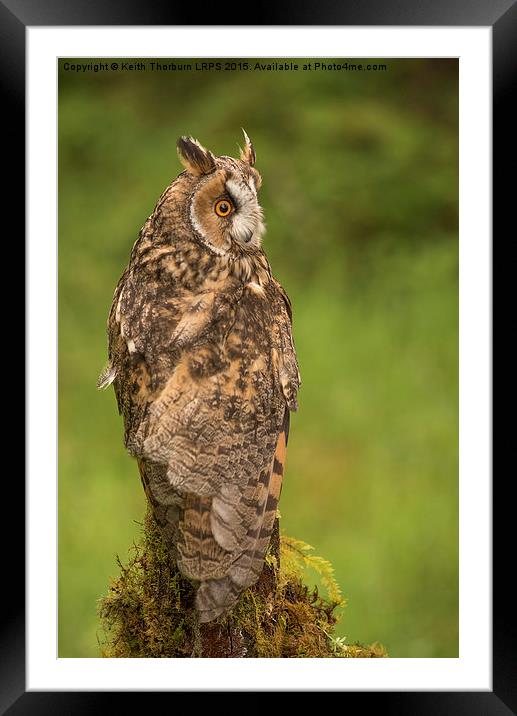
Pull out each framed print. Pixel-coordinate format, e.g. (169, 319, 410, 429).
(8, 0, 507, 710)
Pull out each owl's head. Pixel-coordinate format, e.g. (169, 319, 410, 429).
(176, 131, 265, 256)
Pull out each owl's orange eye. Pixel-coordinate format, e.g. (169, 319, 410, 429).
(214, 199, 234, 217)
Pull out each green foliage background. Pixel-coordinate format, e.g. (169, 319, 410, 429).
(58, 58, 458, 658)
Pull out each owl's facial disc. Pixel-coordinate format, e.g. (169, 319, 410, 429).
(190, 167, 265, 256)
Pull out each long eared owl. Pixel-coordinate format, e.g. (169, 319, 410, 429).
(98, 132, 300, 622)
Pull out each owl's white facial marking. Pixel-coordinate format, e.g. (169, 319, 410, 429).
(225, 178, 265, 249)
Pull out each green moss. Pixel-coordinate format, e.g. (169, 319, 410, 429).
(98, 510, 387, 658)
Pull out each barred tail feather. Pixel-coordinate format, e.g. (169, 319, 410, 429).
(177, 495, 229, 582)
(196, 410, 289, 622)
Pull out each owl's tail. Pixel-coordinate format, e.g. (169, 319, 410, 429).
(195, 410, 289, 623)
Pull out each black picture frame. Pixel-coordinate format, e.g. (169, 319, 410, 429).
(7, 0, 505, 710)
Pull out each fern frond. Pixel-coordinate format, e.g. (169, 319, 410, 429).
(280, 535, 346, 607)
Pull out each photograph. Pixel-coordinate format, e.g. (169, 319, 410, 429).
(58, 56, 459, 659)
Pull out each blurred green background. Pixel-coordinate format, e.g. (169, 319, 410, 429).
(58, 58, 458, 658)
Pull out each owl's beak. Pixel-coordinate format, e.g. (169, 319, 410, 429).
(242, 230, 253, 244)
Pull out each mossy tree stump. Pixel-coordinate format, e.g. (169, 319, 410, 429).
(98, 510, 386, 658)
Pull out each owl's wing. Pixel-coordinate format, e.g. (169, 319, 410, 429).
(143, 283, 298, 620)
(136, 370, 290, 622)
(104, 263, 300, 621)
(138, 407, 288, 624)
(194, 408, 290, 622)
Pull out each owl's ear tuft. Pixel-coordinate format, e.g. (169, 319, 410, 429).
(177, 136, 216, 176)
(239, 128, 256, 166)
